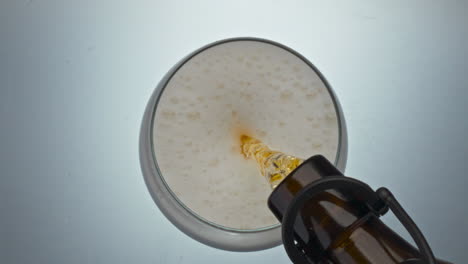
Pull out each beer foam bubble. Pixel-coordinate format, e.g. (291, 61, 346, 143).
(153, 41, 339, 230)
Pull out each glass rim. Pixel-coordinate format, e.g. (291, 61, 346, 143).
(142, 36, 348, 250)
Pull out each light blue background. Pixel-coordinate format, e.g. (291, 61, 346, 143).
(1, 1, 467, 263)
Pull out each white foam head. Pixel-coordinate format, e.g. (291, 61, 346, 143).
(153, 40, 339, 230)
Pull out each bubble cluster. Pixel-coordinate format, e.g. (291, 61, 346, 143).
(153, 40, 339, 230)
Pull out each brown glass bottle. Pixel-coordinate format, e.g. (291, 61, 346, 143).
(267, 155, 451, 264)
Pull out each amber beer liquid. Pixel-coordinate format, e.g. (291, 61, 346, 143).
(241, 135, 451, 264)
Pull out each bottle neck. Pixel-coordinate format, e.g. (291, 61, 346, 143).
(267, 155, 343, 221)
(267, 155, 448, 264)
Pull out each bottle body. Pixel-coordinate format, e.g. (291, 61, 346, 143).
(268, 155, 451, 264)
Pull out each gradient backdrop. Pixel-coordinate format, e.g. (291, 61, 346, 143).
(1, 1, 467, 263)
